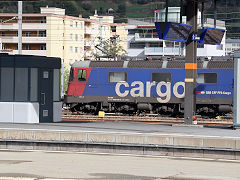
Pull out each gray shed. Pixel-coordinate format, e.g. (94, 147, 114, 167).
(0, 54, 61, 123)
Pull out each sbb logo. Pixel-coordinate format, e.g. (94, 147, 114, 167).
(115, 81, 185, 103)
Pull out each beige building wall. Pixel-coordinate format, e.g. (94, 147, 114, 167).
(63, 17, 85, 64)
(46, 15, 85, 65)
(46, 16, 64, 62)
(84, 17, 126, 60)
(116, 25, 128, 53)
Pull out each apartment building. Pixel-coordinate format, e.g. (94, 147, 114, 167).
(127, 7, 226, 58)
(0, 7, 127, 65)
(225, 38, 240, 55)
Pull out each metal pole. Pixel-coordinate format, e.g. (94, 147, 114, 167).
(233, 51, 240, 128)
(184, 0, 198, 124)
(18, 1, 22, 54)
(201, 2, 204, 28)
(180, 0, 183, 23)
(165, 0, 168, 22)
(214, 0, 217, 28)
(99, 17, 103, 57)
(180, 0, 183, 56)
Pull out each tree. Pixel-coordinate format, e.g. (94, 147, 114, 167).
(105, 39, 127, 60)
(117, 4, 126, 16)
(94, 36, 127, 61)
(63, 64, 70, 95)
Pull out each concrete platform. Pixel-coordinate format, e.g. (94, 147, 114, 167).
(0, 122, 239, 159)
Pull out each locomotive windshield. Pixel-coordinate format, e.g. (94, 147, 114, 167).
(78, 69, 86, 81)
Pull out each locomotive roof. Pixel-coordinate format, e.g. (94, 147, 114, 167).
(72, 60, 234, 69)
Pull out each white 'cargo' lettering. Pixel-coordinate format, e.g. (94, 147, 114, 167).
(130, 81, 144, 97)
(156, 82, 171, 103)
(115, 82, 129, 97)
(115, 81, 185, 103)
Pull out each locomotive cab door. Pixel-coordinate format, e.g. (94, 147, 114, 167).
(74, 68, 89, 96)
(39, 68, 53, 123)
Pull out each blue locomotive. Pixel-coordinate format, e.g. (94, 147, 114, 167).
(64, 59, 233, 117)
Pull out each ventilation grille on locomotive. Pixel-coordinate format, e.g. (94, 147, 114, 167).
(208, 61, 233, 69)
(128, 61, 163, 68)
(90, 61, 124, 68)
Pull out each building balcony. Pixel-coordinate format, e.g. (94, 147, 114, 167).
(0, 36, 46, 44)
(0, 23, 46, 30)
(135, 33, 160, 42)
(85, 51, 92, 57)
(144, 47, 182, 56)
(84, 41, 92, 47)
(85, 27, 95, 35)
(0, 49, 47, 56)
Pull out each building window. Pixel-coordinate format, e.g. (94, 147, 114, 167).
(78, 69, 86, 81)
(197, 73, 217, 84)
(16, 45, 18, 50)
(1, 68, 14, 101)
(109, 72, 127, 82)
(63, 19, 65, 24)
(217, 44, 223, 50)
(26, 32, 31, 37)
(40, 45, 46, 50)
(111, 26, 116, 32)
(40, 32, 46, 37)
(1, 32, 5, 36)
(63, 33, 64, 37)
(70, 46, 73, 53)
(70, 34, 73, 40)
(129, 42, 145, 49)
(26, 45, 31, 50)
(30, 68, 38, 101)
(70, 20, 73, 27)
(165, 41, 174, 47)
(75, 47, 78, 53)
(75, 34, 78, 41)
(15, 68, 28, 101)
(40, 18, 46, 23)
(197, 43, 204, 48)
(152, 73, 171, 82)
(76, 22, 78, 27)
(149, 42, 163, 47)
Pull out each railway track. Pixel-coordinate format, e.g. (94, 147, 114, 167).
(62, 110, 233, 126)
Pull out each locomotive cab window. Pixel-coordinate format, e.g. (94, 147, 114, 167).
(109, 72, 127, 82)
(69, 68, 74, 82)
(78, 69, 87, 81)
(152, 73, 171, 82)
(197, 73, 217, 84)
